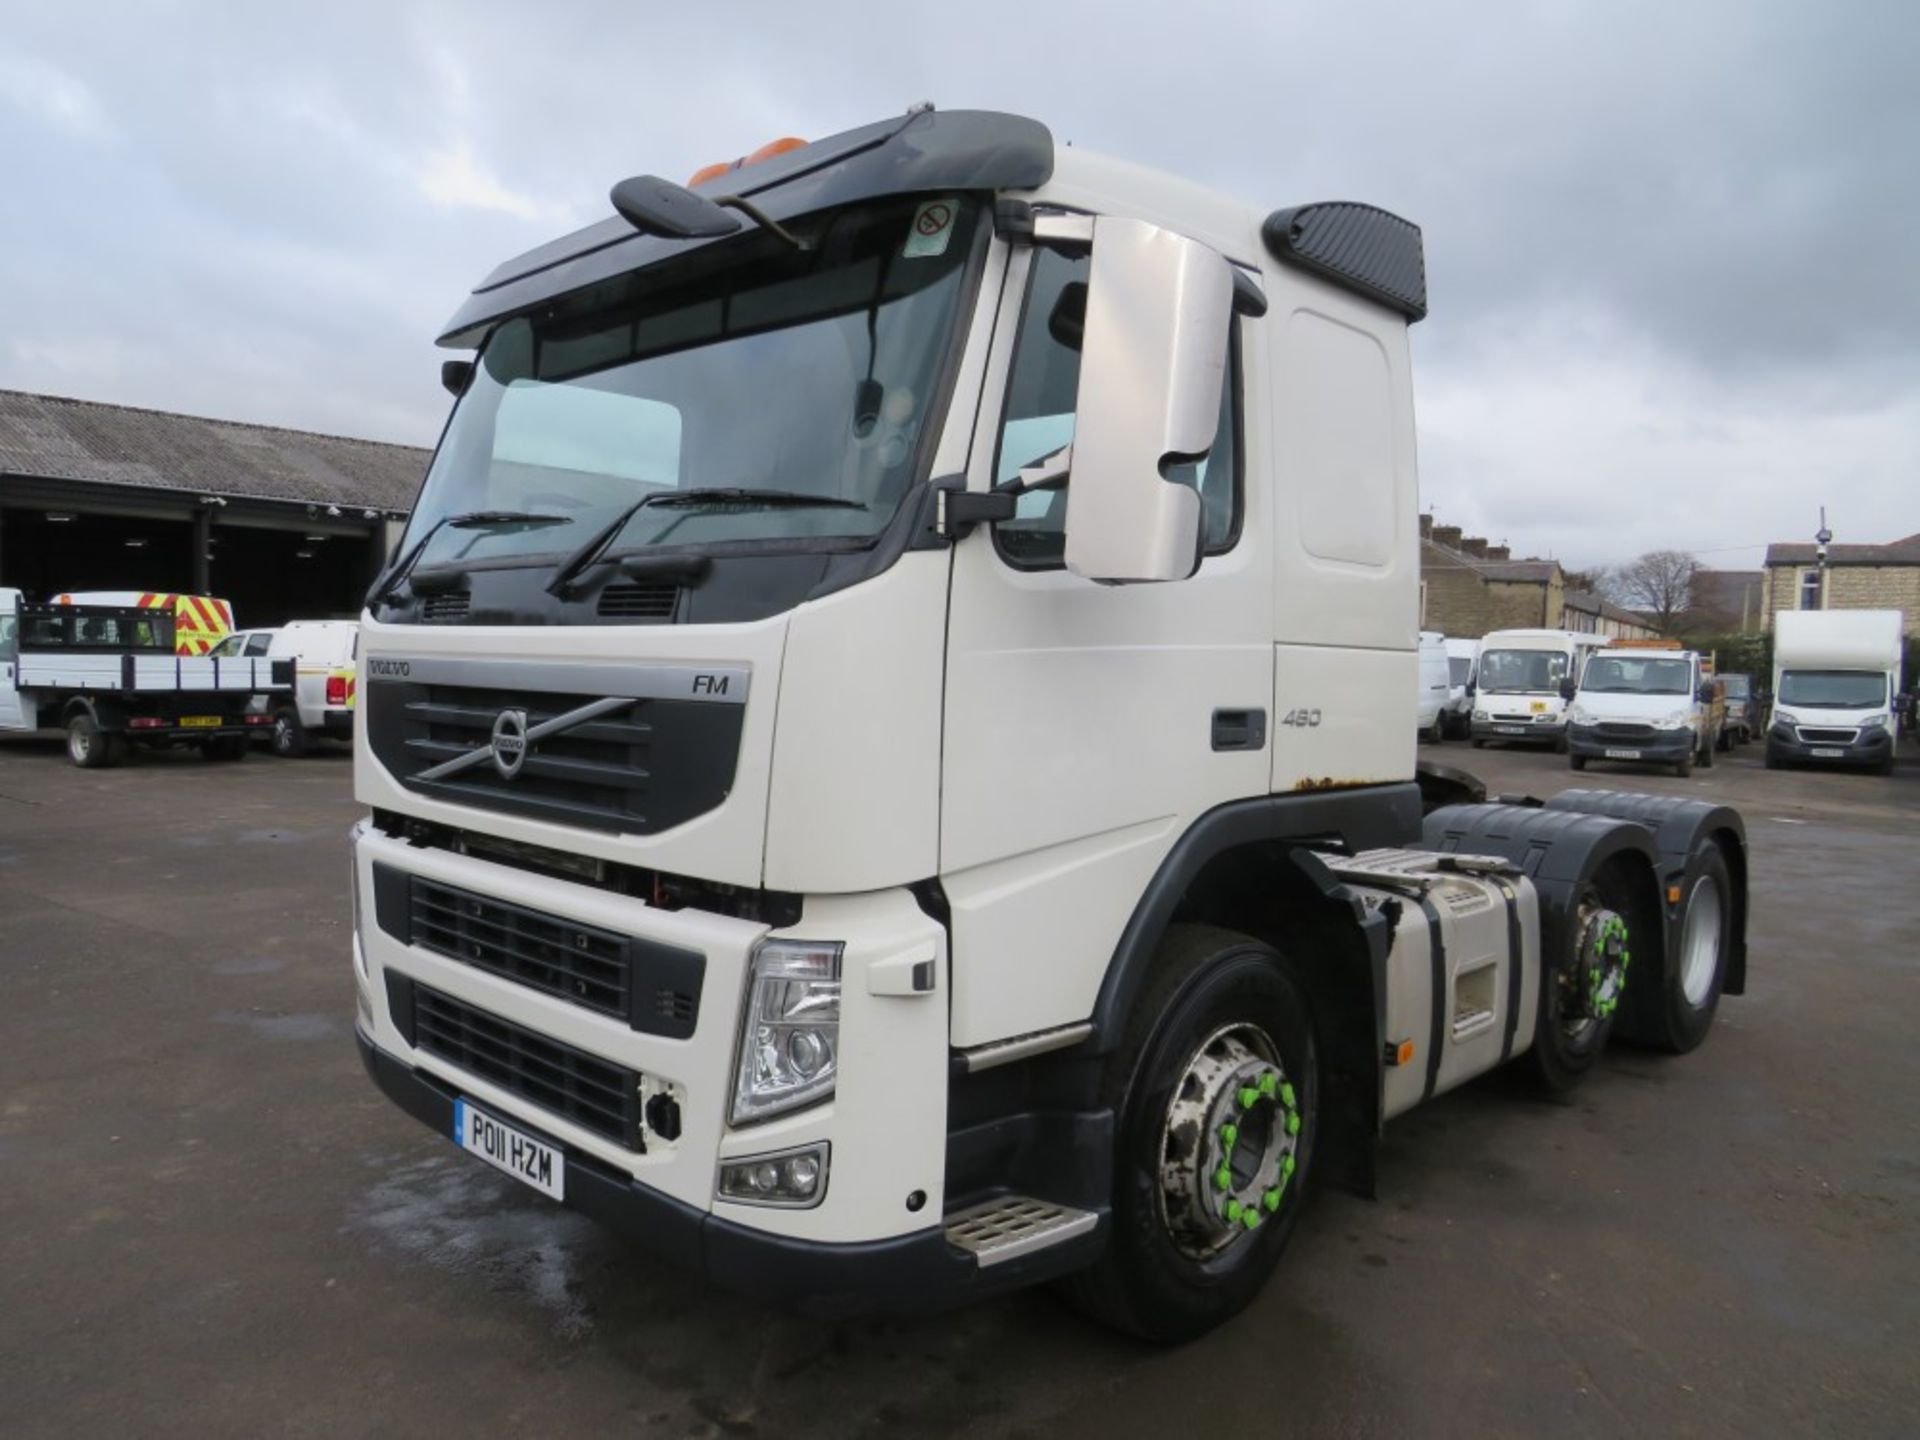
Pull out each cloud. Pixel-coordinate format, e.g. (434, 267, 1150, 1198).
(0, 52, 112, 140)
(415, 142, 562, 221)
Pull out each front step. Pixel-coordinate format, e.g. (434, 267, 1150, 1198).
(944, 1195, 1098, 1268)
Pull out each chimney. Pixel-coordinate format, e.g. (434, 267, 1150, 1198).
(1460, 536, 1488, 558)
(1484, 544, 1510, 560)
(1419, 513, 1433, 540)
(1434, 524, 1463, 550)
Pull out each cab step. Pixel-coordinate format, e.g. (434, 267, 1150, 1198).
(944, 1195, 1097, 1267)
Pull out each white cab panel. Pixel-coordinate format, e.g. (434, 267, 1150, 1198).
(764, 552, 947, 895)
(1271, 641, 1415, 792)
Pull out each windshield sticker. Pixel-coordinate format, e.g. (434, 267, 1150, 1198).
(904, 199, 959, 258)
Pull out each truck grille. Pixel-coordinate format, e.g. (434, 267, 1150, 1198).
(411, 985, 643, 1150)
(1796, 727, 1858, 744)
(383, 869, 706, 1039)
(410, 877, 628, 1018)
(366, 680, 744, 835)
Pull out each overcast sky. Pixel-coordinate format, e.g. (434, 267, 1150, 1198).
(2, 1, 1915, 569)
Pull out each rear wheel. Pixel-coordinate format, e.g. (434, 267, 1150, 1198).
(269, 708, 309, 758)
(1061, 925, 1317, 1342)
(1764, 747, 1783, 771)
(1700, 731, 1715, 769)
(1531, 889, 1629, 1091)
(1638, 842, 1732, 1053)
(1674, 751, 1693, 778)
(66, 714, 115, 769)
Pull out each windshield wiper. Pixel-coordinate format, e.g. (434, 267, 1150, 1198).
(545, 488, 865, 596)
(368, 510, 571, 605)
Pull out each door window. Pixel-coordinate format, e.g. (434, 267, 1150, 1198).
(992, 247, 1241, 569)
(0, 615, 15, 663)
(244, 632, 274, 657)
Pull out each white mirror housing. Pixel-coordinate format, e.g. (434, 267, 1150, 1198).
(1063, 217, 1234, 583)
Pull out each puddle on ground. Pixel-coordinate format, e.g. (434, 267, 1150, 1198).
(347, 1153, 597, 1338)
(214, 1011, 339, 1042)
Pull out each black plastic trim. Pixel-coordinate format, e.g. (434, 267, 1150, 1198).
(1262, 202, 1427, 321)
(1087, 784, 1425, 1052)
(1418, 897, 1446, 1101)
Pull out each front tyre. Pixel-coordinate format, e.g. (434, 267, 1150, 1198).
(1061, 925, 1317, 1343)
(67, 714, 115, 769)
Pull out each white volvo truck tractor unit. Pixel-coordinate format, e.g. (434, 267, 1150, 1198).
(349, 108, 1750, 1341)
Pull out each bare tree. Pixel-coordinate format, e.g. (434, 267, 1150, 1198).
(1609, 550, 1699, 633)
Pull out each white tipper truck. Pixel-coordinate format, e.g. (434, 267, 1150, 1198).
(349, 108, 1751, 1340)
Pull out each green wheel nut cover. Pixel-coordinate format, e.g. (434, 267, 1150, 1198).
(1214, 1164, 1231, 1191)
(1220, 1122, 1239, 1150)
(1282, 1153, 1296, 1177)
(1238, 1086, 1259, 1109)
(1242, 1209, 1261, 1230)
(1225, 1199, 1243, 1222)
(1263, 1186, 1282, 1212)
(1286, 1111, 1301, 1136)
(1279, 1082, 1296, 1107)
(1259, 1071, 1278, 1096)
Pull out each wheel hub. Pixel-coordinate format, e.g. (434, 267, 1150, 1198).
(1158, 1025, 1300, 1259)
(1559, 905, 1629, 1039)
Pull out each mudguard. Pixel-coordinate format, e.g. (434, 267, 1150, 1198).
(1542, 790, 1749, 1002)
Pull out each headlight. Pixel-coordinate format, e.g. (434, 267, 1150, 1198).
(1472, 707, 1489, 721)
(1568, 703, 1592, 725)
(1861, 714, 1889, 732)
(1656, 710, 1692, 729)
(732, 939, 842, 1125)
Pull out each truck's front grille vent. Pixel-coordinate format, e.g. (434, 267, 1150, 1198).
(598, 582, 680, 620)
(421, 592, 470, 623)
(411, 985, 643, 1150)
(366, 678, 744, 837)
(370, 864, 707, 1039)
(410, 877, 628, 1019)
(1797, 727, 1858, 744)
(1596, 723, 1656, 740)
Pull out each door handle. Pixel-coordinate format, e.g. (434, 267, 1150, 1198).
(1211, 708, 1267, 752)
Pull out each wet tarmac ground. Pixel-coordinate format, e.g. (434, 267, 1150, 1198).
(2, 732, 1916, 1438)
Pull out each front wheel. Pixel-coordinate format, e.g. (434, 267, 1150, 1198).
(1675, 751, 1693, 778)
(1700, 732, 1715, 769)
(1570, 754, 1588, 772)
(1061, 925, 1317, 1343)
(67, 714, 116, 769)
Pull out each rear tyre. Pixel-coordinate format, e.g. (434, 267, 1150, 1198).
(1637, 841, 1732, 1054)
(1700, 733, 1715, 769)
(1674, 752, 1693, 778)
(1531, 888, 1629, 1092)
(67, 714, 114, 769)
(1060, 925, 1317, 1343)
(269, 708, 309, 758)
(1764, 748, 1783, 771)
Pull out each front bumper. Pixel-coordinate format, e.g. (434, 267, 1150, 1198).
(1767, 725, 1893, 766)
(1471, 716, 1565, 744)
(356, 1027, 1001, 1316)
(1567, 725, 1694, 761)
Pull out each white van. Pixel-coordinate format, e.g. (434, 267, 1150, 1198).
(1567, 647, 1719, 777)
(1469, 629, 1609, 751)
(211, 619, 357, 756)
(1442, 637, 1478, 737)
(1416, 631, 1451, 742)
(1768, 610, 1903, 775)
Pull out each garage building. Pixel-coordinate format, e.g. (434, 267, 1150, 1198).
(0, 389, 428, 629)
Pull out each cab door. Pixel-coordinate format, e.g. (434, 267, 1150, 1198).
(937, 235, 1275, 1047)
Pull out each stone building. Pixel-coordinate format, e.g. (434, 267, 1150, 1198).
(1418, 515, 1568, 637)
(1762, 531, 1920, 636)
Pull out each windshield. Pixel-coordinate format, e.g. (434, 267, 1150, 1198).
(403, 198, 980, 570)
(1721, 674, 1750, 698)
(1779, 669, 1887, 709)
(1581, 656, 1692, 695)
(1448, 657, 1472, 685)
(1477, 648, 1570, 693)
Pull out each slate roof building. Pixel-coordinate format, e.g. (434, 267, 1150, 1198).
(1763, 531, 1920, 637)
(0, 389, 427, 627)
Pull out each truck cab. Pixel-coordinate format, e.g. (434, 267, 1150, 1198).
(349, 109, 1747, 1340)
(1768, 610, 1903, 775)
(1568, 645, 1718, 776)
(1468, 628, 1605, 750)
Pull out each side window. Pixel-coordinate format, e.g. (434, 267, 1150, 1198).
(209, 635, 244, 659)
(245, 632, 274, 657)
(0, 615, 16, 662)
(993, 247, 1241, 569)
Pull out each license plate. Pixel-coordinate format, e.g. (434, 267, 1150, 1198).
(1496, 726, 1527, 736)
(180, 715, 220, 728)
(454, 1098, 564, 1200)
(1812, 747, 1844, 758)
(1604, 748, 1642, 760)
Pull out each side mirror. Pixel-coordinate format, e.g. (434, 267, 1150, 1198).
(1559, 679, 1577, 701)
(1062, 217, 1233, 583)
(1697, 682, 1714, 702)
(441, 359, 475, 397)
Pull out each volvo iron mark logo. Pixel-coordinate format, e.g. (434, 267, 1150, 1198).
(490, 708, 529, 780)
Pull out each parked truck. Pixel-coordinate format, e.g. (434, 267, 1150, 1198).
(1767, 610, 1904, 775)
(1567, 642, 1722, 777)
(1, 588, 288, 765)
(348, 109, 1749, 1341)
